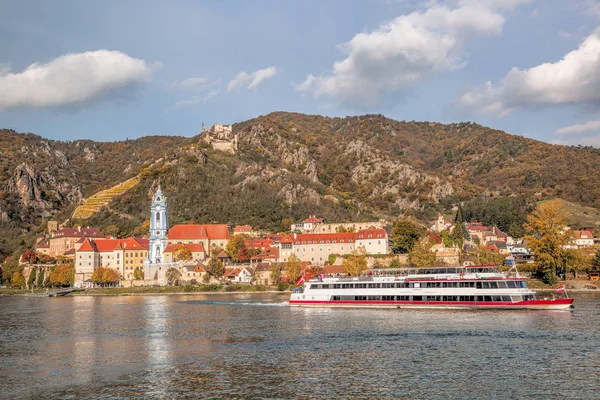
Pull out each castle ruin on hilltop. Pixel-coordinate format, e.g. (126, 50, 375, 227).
(201, 122, 238, 153)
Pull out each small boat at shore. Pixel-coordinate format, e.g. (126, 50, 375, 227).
(290, 266, 574, 310)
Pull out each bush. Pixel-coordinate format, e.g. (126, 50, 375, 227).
(200, 284, 222, 292)
(277, 281, 290, 291)
(190, 279, 198, 285)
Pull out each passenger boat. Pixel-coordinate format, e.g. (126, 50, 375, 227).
(290, 266, 574, 310)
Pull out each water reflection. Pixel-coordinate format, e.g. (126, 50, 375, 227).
(0, 293, 598, 399)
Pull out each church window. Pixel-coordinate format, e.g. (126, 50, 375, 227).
(156, 212, 160, 222)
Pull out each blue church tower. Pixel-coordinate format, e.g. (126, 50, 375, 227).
(147, 186, 168, 265)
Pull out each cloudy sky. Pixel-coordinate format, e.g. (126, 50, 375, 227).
(1, 0, 600, 146)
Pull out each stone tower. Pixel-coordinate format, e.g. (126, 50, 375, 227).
(147, 186, 168, 265)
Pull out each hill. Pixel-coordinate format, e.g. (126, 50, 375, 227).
(2, 112, 600, 260)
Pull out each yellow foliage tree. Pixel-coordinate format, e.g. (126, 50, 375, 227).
(342, 247, 368, 276)
(524, 200, 570, 284)
(173, 245, 192, 262)
(408, 237, 436, 268)
(133, 267, 144, 280)
(285, 254, 302, 284)
(49, 264, 75, 287)
(11, 271, 25, 288)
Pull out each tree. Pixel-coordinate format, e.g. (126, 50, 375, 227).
(282, 218, 294, 231)
(408, 237, 436, 268)
(21, 250, 38, 264)
(165, 267, 181, 285)
(269, 263, 281, 285)
(564, 249, 592, 278)
(92, 266, 107, 285)
(132, 220, 151, 237)
(342, 247, 368, 276)
(11, 271, 25, 288)
(440, 230, 453, 247)
(207, 253, 225, 278)
(593, 248, 600, 270)
(391, 220, 424, 253)
(37, 268, 45, 287)
(173, 245, 192, 262)
(225, 234, 248, 263)
(102, 268, 120, 285)
(524, 200, 570, 284)
(2, 257, 21, 285)
(336, 226, 355, 233)
(450, 207, 469, 244)
(508, 222, 524, 238)
(49, 264, 75, 287)
(467, 246, 505, 266)
(133, 267, 144, 280)
(285, 254, 302, 284)
(104, 225, 120, 238)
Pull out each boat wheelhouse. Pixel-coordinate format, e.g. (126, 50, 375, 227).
(290, 266, 573, 310)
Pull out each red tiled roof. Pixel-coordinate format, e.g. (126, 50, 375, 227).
(52, 227, 105, 239)
(280, 234, 293, 244)
(167, 224, 230, 240)
(163, 243, 206, 253)
(77, 238, 97, 252)
(303, 215, 324, 223)
(78, 238, 150, 253)
(36, 241, 49, 249)
(292, 232, 356, 244)
(246, 238, 274, 249)
(64, 248, 76, 255)
(324, 265, 345, 275)
(573, 230, 594, 239)
(225, 267, 241, 277)
(356, 228, 387, 239)
(251, 246, 279, 260)
(468, 223, 488, 231)
(193, 265, 206, 273)
(233, 225, 252, 233)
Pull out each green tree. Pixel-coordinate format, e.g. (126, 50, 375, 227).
(37, 269, 45, 287)
(270, 263, 281, 284)
(2, 257, 21, 285)
(440, 230, 453, 247)
(391, 220, 424, 253)
(508, 222, 524, 238)
(104, 225, 120, 238)
(165, 267, 181, 285)
(524, 200, 570, 284)
(467, 246, 505, 265)
(133, 267, 144, 280)
(285, 254, 302, 284)
(342, 247, 368, 276)
(27, 267, 37, 288)
(408, 237, 436, 268)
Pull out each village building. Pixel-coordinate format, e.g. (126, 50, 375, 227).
(356, 228, 389, 255)
(312, 221, 388, 233)
(430, 213, 454, 233)
(166, 224, 229, 255)
(572, 229, 594, 248)
(162, 243, 207, 263)
(233, 225, 253, 235)
(45, 226, 106, 257)
(74, 237, 149, 286)
(291, 215, 325, 233)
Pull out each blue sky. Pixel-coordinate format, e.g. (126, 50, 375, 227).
(1, 0, 600, 145)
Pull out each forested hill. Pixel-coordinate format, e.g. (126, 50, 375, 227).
(2, 111, 600, 260)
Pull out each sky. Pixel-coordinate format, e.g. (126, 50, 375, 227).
(1, 0, 600, 146)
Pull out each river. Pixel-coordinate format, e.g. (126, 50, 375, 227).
(0, 292, 599, 399)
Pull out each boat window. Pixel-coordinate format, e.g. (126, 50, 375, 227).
(507, 281, 516, 288)
(477, 296, 484, 301)
(396, 295, 409, 301)
(355, 296, 367, 301)
(367, 296, 381, 301)
(333, 284, 340, 289)
(322, 284, 329, 289)
(511, 296, 522, 302)
(484, 296, 492, 302)
(312, 284, 320, 289)
(490, 282, 498, 289)
(482, 282, 490, 289)
(476, 282, 482, 289)
(492, 296, 501, 302)
(412, 296, 422, 301)
(382, 295, 394, 301)
(497, 281, 507, 288)
(368, 283, 376, 288)
(502, 296, 510, 302)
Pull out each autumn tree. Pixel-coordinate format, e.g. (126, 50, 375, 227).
(2, 257, 21, 285)
(165, 267, 181, 285)
(50, 264, 75, 287)
(206, 253, 225, 278)
(524, 200, 570, 284)
(173, 245, 192, 262)
(27, 267, 37, 288)
(104, 225, 120, 238)
(282, 218, 294, 231)
(21, 250, 38, 264)
(592, 248, 600, 270)
(391, 220, 424, 253)
(91, 266, 106, 285)
(102, 268, 120, 285)
(285, 254, 302, 284)
(133, 267, 144, 280)
(270, 263, 281, 285)
(37, 269, 45, 287)
(336, 226, 355, 233)
(467, 246, 505, 266)
(342, 247, 368, 276)
(132, 220, 151, 237)
(408, 237, 436, 268)
(225, 234, 248, 263)
(11, 271, 25, 288)
(564, 249, 592, 278)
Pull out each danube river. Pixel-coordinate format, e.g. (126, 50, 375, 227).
(1, 292, 599, 399)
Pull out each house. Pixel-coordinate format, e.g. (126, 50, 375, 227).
(48, 226, 106, 257)
(35, 241, 50, 256)
(224, 266, 254, 283)
(162, 243, 207, 263)
(430, 213, 454, 233)
(291, 215, 324, 233)
(312, 221, 388, 234)
(179, 265, 207, 282)
(250, 247, 280, 264)
(253, 263, 273, 285)
(75, 237, 149, 285)
(290, 232, 356, 264)
(233, 225, 253, 235)
(356, 228, 389, 255)
(166, 224, 230, 256)
(572, 230, 594, 248)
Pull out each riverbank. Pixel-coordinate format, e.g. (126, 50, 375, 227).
(0, 284, 292, 297)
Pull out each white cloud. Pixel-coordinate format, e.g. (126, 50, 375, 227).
(227, 66, 277, 92)
(460, 29, 600, 115)
(555, 120, 600, 135)
(553, 133, 600, 147)
(173, 90, 219, 108)
(167, 77, 220, 90)
(0, 50, 155, 111)
(295, 1, 527, 107)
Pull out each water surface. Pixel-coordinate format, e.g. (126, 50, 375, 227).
(0, 293, 599, 399)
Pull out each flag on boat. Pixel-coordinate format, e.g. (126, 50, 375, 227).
(295, 274, 304, 285)
(556, 285, 565, 292)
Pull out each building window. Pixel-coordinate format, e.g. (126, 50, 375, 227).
(156, 212, 160, 222)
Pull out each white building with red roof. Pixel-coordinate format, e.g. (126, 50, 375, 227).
(167, 224, 230, 254)
(233, 225, 253, 235)
(291, 215, 325, 233)
(356, 228, 389, 255)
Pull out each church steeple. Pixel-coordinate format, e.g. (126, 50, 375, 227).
(147, 186, 168, 264)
